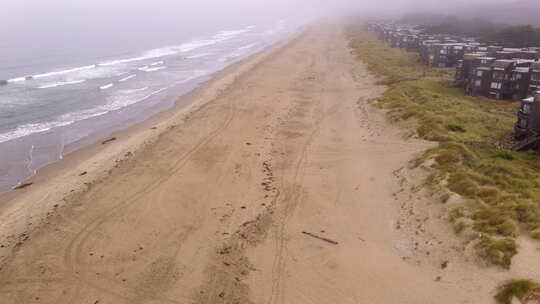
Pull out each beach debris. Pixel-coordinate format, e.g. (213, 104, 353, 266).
(441, 261, 449, 269)
(14, 182, 33, 190)
(79, 171, 87, 176)
(101, 137, 117, 145)
(302, 231, 339, 245)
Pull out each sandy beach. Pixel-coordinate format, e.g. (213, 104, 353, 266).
(1, 23, 538, 304)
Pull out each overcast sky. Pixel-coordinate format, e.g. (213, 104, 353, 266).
(0, 0, 519, 46)
(2, 0, 517, 23)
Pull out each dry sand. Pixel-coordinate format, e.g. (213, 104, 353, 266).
(0, 23, 539, 304)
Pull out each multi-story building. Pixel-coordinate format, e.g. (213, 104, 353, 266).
(514, 91, 540, 151)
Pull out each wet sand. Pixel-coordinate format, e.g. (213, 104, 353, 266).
(0, 23, 538, 304)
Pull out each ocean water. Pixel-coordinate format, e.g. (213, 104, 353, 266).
(0, 20, 298, 192)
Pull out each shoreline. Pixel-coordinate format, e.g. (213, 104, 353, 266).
(0, 23, 296, 194)
(0, 30, 301, 245)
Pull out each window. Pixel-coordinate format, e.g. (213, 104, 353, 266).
(523, 103, 532, 114)
(532, 74, 540, 82)
(476, 70, 483, 77)
(519, 118, 528, 129)
(491, 82, 502, 89)
(516, 73, 522, 80)
(475, 80, 482, 87)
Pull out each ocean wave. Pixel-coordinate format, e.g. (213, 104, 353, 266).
(119, 74, 137, 82)
(214, 26, 255, 40)
(0, 86, 169, 144)
(139, 66, 167, 72)
(218, 43, 259, 62)
(119, 87, 148, 94)
(7, 65, 96, 83)
(150, 61, 164, 66)
(96, 28, 249, 68)
(186, 53, 211, 59)
(38, 80, 86, 89)
(100, 83, 114, 90)
(238, 43, 258, 51)
(6, 25, 256, 84)
(34, 65, 97, 79)
(0, 120, 75, 144)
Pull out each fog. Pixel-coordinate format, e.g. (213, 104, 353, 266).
(1, 0, 521, 30)
(0, 0, 529, 64)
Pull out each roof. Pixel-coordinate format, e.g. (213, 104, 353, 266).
(502, 48, 524, 52)
(492, 60, 515, 69)
(523, 96, 535, 103)
(515, 67, 530, 73)
(464, 54, 483, 60)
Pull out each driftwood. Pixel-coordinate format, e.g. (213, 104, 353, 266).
(302, 231, 339, 245)
(14, 182, 33, 190)
(102, 137, 117, 145)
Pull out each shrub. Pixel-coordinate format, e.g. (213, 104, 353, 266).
(477, 236, 517, 269)
(531, 228, 540, 241)
(493, 151, 515, 161)
(495, 280, 540, 304)
(446, 124, 466, 133)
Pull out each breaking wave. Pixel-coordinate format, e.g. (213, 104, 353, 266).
(38, 80, 86, 89)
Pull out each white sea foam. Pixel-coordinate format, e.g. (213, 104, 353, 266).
(100, 83, 114, 90)
(6, 25, 256, 84)
(238, 43, 258, 50)
(119, 74, 137, 82)
(218, 43, 259, 62)
(150, 61, 164, 66)
(0, 120, 75, 143)
(38, 80, 86, 89)
(33, 65, 97, 79)
(0, 86, 169, 144)
(139, 66, 167, 72)
(186, 53, 211, 59)
(119, 87, 148, 94)
(8, 77, 26, 83)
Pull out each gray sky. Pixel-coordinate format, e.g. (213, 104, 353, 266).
(1, 0, 517, 22)
(0, 0, 521, 41)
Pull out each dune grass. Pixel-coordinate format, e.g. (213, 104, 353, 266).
(496, 280, 540, 304)
(347, 27, 540, 269)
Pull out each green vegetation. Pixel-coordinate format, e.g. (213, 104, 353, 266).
(495, 280, 540, 304)
(477, 236, 517, 269)
(532, 228, 540, 241)
(347, 28, 540, 268)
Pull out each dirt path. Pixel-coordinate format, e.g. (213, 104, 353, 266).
(1, 23, 533, 304)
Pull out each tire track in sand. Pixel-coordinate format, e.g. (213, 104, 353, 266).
(60, 98, 239, 304)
